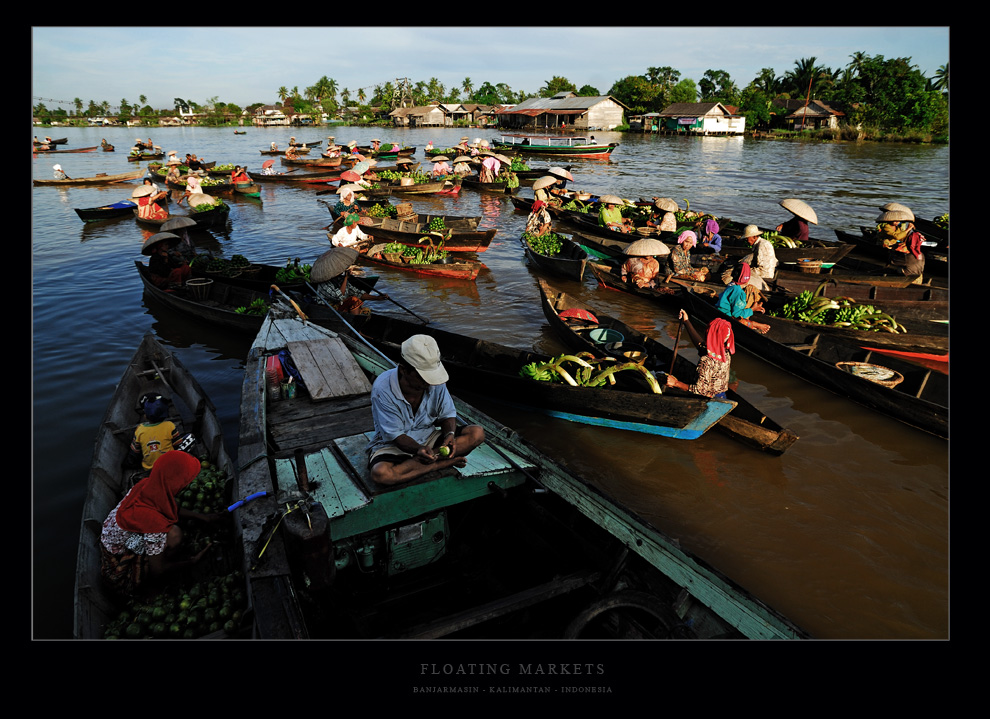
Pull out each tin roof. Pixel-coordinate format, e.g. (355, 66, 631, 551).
(496, 93, 628, 115)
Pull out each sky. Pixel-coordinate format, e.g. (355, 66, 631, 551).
(31, 26, 949, 112)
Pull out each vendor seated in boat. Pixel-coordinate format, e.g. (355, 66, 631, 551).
(716, 263, 770, 334)
(52, 164, 69, 180)
(331, 188, 362, 219)
(875, 208, 926, 279)
(330, 213, 373, 249)
(133, 185, 169, 221)
(142, 232, 191, 287)
(665, 311, 739, 400)
(621, 237, 670, 288)
(646, 198, 678, 232)
(230, 165, 250, 185)
(666, 231, 710, 282)
(598, 196, 633, 233)
(285, 144, 299, 160)
(524, 200, 552, 237)
(100, 450, 218, 599)
(696, 218, 723, 254)
(367, 335, 485, 486)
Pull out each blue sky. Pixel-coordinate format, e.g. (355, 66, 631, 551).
(32, 26, 949, 112)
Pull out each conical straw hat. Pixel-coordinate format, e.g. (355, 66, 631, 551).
(876, 210, 914, 223)
(653, 197, 678, 212)
(532, 176, 557, 190)
(141, 232, 181, 255)
(879, 202, 914, 220)
(779, 198, 818, 224)
(624, 238, 670, 256)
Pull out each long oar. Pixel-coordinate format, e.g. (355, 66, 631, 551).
(669, 318, 684, 375)
(305, 278, 430, 325)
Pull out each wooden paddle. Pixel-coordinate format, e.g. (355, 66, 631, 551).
(669, 318, 684, 375)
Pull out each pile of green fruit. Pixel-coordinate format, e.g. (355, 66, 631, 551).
(934, 213, 948, 229)
(428, 217, 446, 232)
(234, 298, 270, 316)
(102, 570, 249, 639)
(524, 232, 564, 256)
(230, 255, 250, 269)
(771, 290, 907, 333)
(367, 203, 397, 219)
(274, 258, 311, 284)
(761, 230, 801, 249)
(178, 460, 228, 516)
(206, 258, 229, 273)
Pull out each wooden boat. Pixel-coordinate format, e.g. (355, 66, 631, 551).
(260, 147, 310, 156)
(234, 130, 247, 135)
(522, 232, 593, 282)
(233, 182, 261, 198)
(73, 333, 236, 639)
(136, 261, 343, 334)
(247, 169, 340, 184)
(232, 309, 808, 638)
(35, 137, 67, 146)
(538, 278, 800, 455)
(74, 199, 139, 222)
(361, 244, 484, 281)
(835, 228, 948, 277)
(490, 134, 619, 159)
(32, 145, 99, 154)
(322, 199, 481, 231)
(127, 152, 166, 162)
(34, 169, 145, 187)
(281, 155, 344, 167)
(332, 215, 496, 253)
(134, 201, 230, 230)
(352, 312, 735, 439)
(679, 284, 948, 439)
(460, 173, 520, 195)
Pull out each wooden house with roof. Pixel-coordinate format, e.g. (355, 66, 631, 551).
(655, 102, 746, 135)
(494, 92, 627, 131)
(773, 99, 845, 130)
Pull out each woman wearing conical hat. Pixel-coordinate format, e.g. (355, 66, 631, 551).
(776, 198, 817, 245)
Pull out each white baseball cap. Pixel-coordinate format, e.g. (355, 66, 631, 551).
(401, 335, 448, 385)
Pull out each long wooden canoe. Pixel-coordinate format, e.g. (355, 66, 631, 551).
(680, 284, 948, 439)
(233, 309, 808, 639)
(537, 278, 800, 455)
(351, 311, 736, 440)
(835, 228, 948, 277)
(133, 202, 230, 230)
(74, 199, 140, 222)
(361, 244, 484, 281)
(33, 145, 99, 154)
(460, 174, 520, 195)
(73, 333, 236, 639)
(34, 169, 145, 186)
(332, 215, 496, 253)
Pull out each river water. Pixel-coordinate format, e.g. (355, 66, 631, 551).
(32, 125, 949, 640)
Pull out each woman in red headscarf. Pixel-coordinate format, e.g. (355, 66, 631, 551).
(100, 451, 215, 597)
(665, 310, 738, 399)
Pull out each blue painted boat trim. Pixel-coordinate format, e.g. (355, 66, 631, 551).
(486, 398, 735, 440)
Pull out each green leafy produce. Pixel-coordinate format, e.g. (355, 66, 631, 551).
(275, 258, 311, 283)
(524, 232, 564, 256)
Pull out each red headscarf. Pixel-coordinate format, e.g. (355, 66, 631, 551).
(115, 451, 201, 534)
(734, 262, 751, 285)
(532, 200, 547, 212)
(706, 318, 735, 363)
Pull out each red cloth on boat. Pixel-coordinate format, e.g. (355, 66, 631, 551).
(115, 450, 200, 534)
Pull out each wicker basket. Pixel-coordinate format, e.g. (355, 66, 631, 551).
(797, 258, 823, 274)
(240, 264, 262, 277)
(836, 361, 904, 387)
(383, 253, 404, 263)
(186, 277, 214, 300)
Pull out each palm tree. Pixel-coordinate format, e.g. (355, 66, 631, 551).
(785, 57, 824, 98)
(73, 97, 83, 116)
(932, 63, 948, 93)
(277, 86, 289, 103)
(357, 87, 366, 104)
(462, 77, 474, 102)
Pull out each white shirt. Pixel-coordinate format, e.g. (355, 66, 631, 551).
(331, 224, 369, 248)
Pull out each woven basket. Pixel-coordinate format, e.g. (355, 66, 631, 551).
(186, 277, 213, 300)
(797, 258, 822, 274)
(383, 253, 404, 263)
(836, 361, 904, 387)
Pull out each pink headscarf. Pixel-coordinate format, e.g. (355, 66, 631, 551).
(734, 262, 751, 285)
(678, 230, 697, 247)
(706, 318, 735, 363)
(705, 219, 720, 235)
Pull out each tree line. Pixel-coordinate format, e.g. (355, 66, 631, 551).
(33, 52, 947, 137)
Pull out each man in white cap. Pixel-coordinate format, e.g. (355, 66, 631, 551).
(367, 335, 485, 485)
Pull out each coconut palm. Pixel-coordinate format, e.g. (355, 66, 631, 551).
(277, 86, 289, 103)
(931, 63, 948, 93)
(462, 77, 474, 102)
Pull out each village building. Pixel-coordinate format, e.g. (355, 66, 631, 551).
(494, 92, 627, 131)
(651, 102, 746, 135)
(773, 98, 845, 130)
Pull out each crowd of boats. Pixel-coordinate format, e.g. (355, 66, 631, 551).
(49, 132, 947, 641)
